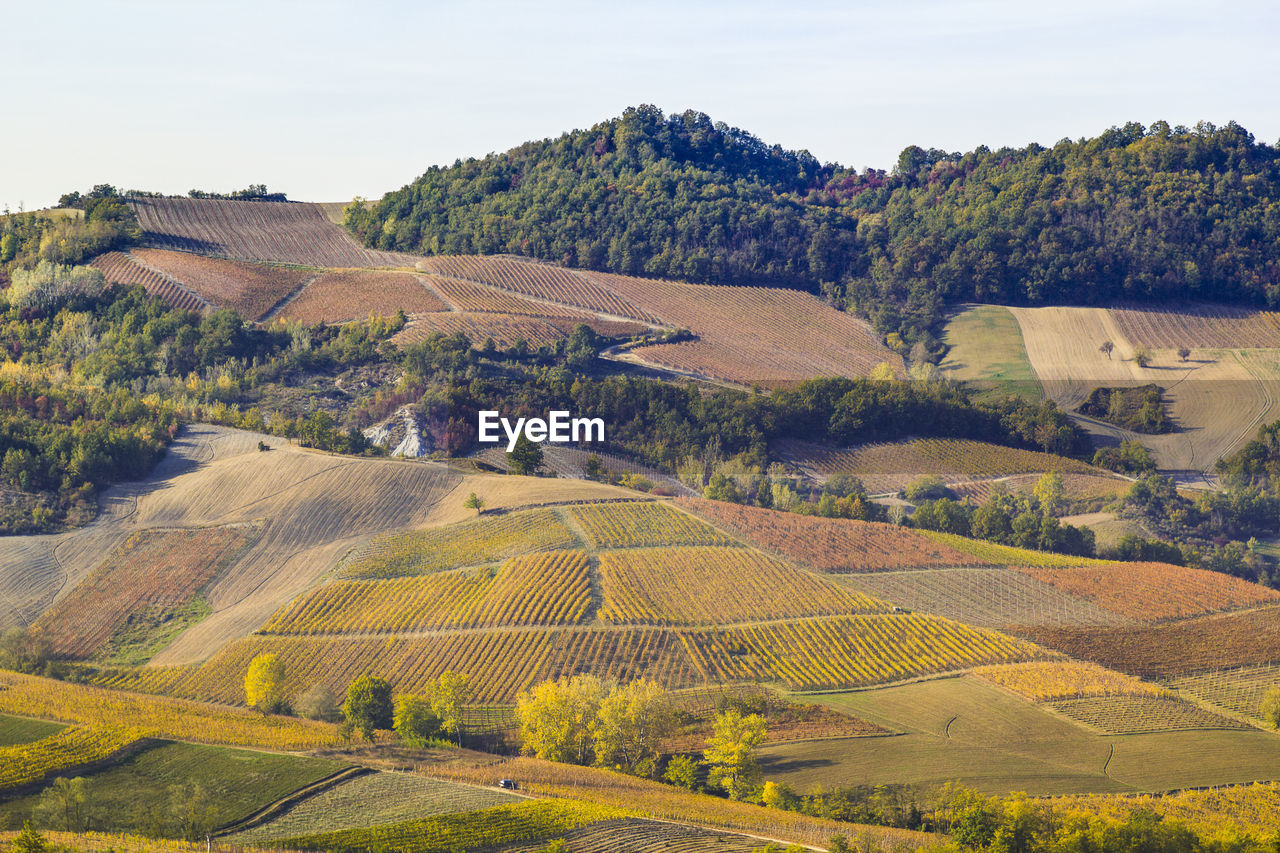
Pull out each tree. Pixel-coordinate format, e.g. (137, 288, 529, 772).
(1033, 470, 1064, 516)
(393, 694, 443, 747)
(663, 754, 700, 790)
(1133, 346, 1152, 368)
(11, 823, 50, 853)
(1178, 346, 1191, 362)
(593, 679, 675, 776)
(515, 674, 604, 764)
(565, 324, 600, 371)
(702, 708, 767, 801)
(463, 492, 485, 515)
(425, 670, 471, 745)
(244, 653, 286, 713)
(1099, 341, 1114, 360)
(1262, 686, 1280, 729)
(296, 684, 340, 722)
(34, 777, 91, 832)
(507, 434, 544, 476)
(343, 674, 393, 740)
(168, 783, 219, 842)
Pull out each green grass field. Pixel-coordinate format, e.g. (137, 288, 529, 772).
(760, 676, 1280, 796)
(0, 715, 65, 747)
(940, 305, 1043, 400)
(0, 741, 348, 835)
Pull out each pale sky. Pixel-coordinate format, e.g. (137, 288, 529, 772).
(3, 0, 1277, 210)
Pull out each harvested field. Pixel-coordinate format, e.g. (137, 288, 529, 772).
(837, 568, 1133, 629)
(939, 304, 1043, 399)
(1166, 663, 1280, 720)
(90, 251, 208, 312)
(34, 525, 256, 659)
(1016, 605, 1280, 678)
(131, 248, 314, 321)
(420, 274, 595, 318)
(775, 437, 1101, 493)
(595, 271, 903, 384)
(128, 197, 416, 267)
(261, 551, 591, 634)
(679, 498, 991, 571)
(1111, 303, 1280, 349)
(567, 501, 732, 549)
(341, 508, 578, 578)
(597, 546, 888, 625)
(416, 255, 660, 323)
(1048, 695, 1249, 734)
(1013, 562, 1280, 623)
(274, 271, 448, 324)
(973, 661, 1165, 701)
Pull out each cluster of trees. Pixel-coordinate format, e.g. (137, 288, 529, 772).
(3, 185, 139, 270)
(1077, 384, 1173, 434)
(348, 107, 1280, 344)
(12, 778, 220, 839)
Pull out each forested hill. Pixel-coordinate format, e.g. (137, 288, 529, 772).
(346, 106, 1280, 345)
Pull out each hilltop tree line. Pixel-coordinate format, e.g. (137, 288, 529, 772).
(347, 106, 1280, 346)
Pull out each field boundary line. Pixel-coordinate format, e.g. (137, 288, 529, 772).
(213, 765, 371, 836)
(258, 274, 321, 323)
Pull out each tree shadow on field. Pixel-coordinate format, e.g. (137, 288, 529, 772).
(758, 754, 836, 774)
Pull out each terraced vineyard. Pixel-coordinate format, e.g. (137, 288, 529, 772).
(1014, 562, 1280, 623)
(597, 546, 887, 625)
(973, 661, 1166, 701)
(1048, 695, 1249, 734)
(1166, 663, 1280, 719)
(568, 501, 732, 548)
(680, 498, 991, 571)
(1111, 303, 1280, 348)
(0, 725, 141, 793)
(262, 551, 591, 634)
(34, 525, 257, 658)
(90, 251, 209, 312)
(341, 508, 578, 578)
(275, 270, 448, 323)
(131, 248, 316, 320)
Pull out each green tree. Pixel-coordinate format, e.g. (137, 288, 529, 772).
(11, 823, 50, 853)
(244, 653, 286, 713)
(168, 782, 219, 842)
(34, 777, 91, 832)
(564, 323, 600, 371)
(1262, 686, 1280, 729)
(343, 674, 394, 740)
(515, 674, 604, 765)
(663, 754, 700, 790)
(463, 492, 485, 515)
(1033, 470, 1064, 516)
(507, 434, 544, 476)
(393, 694, 443, 747)
(702, 708, 767, 801)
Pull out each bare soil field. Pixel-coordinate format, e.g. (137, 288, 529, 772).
(128, 197, 417, 267)
(273, 271, 449, 324)
(1111, 303, 1280, 348)
(131, 249, 315, 321)
(420, 274, 596, 318)
(90, 252, 209, 312)
(392, 311, 646, 349)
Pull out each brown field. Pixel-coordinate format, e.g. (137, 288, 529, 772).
(131, 248, 314, 321)
(392, 311, 646, 349)
(417, 255, 659, 323)
(1048, 695, 1250, 734)
(1111, 303, 1280, 349)
(90, 251, 209, 312)
(948, 473, 1131, 506)
(678, 498, 992, 571)
(127, 197, 417, 267)
(34, 525, 256, 658)
(595, 271, 903, 384)
(837, 568, 1133, 629)
(1016, 605, 1280, 678)
(274, 270, 449, 324)
(1013, 562, 1280, 623)
(775, 437, 1102, 493)
(420, 274, 595, 318)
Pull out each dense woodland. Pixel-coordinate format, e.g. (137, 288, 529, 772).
(348, 107, 1280, 345)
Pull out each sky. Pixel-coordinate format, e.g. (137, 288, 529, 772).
(3, 0, 1278, 210)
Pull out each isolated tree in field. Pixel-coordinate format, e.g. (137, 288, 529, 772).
(507, 434, 544, 476)
(593, 679, 675, 776)
(1262, 686, 1280, 729)
(425, 670, 472, 745)
(703, 708, 767, 801)
(393, 694, 443, 747)
(343, 674, 394, 740)
(244, 653, 286, 713)
(1099, 341, 1114, 360)
(463, 492, 485, 516)
(1178, 346, 1191, 362)
(1133, 346, 1152, 368)
(515, 674, 603, 764)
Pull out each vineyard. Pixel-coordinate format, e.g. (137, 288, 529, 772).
(128, 197, 416, 267)
(839, 568, 1133, 629)
(972, 661, 1166, 701)
(274, 271, 449, 324)
(679, 498, 991, 571)
(567, 501, 732, 549)
(591, 271, 903, 384)
(416, 255, 660, 323)
(0, 725, 141, 793)
(1166, 663, 1280, 719)
(682, 614, 1047, 690)
(392, 311, 590, 348)
(597, 546, 888, 625)
(1048, 695, 1249, 734)
(34, 525, 257, 659)
(501, 818, 764, 853)
(262, 550, 591, 634)
(775, 437, 1101, 493)
(1018, 605, 1280, 678)
(663, 686, 887, 751)
(340, 508, 578, 578)
(130, 248, 316, 321)
(1110, 303, 1280, 349)
(90, 251, 209, 312)
(0, 671, 339, 750)
(947, 473, 1131, 506)
(420, 273, 595, 318)
(917, 531, 1115, 567)
(1013, 562, 1280, 622)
